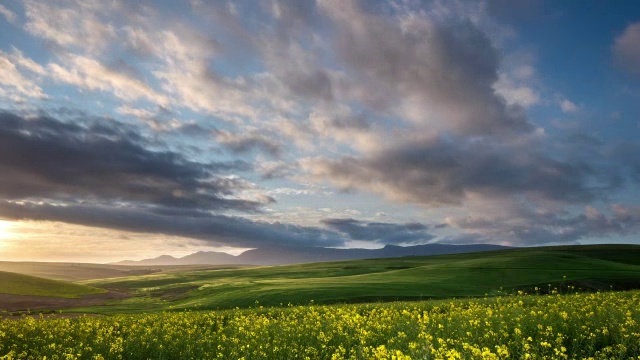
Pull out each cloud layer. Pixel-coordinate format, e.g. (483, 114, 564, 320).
(322, 218, 434, 245)
(0, 111, 259, 212)
(0, 0, 639, 255)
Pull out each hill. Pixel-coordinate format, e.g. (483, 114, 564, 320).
(0, 271, 106, 298)
(114, 243, 509, 266)
(76, 244, 640, 313)
(0, 261, 246, 282)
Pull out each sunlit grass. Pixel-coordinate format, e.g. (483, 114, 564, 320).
(76, 245, 640, 313)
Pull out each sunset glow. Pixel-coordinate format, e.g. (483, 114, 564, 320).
(0, 220, 14, 244)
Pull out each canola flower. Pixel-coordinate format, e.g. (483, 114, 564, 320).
(0, 290, 639, 359)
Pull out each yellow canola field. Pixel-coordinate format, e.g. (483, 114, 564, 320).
(1, 290, 640, 359)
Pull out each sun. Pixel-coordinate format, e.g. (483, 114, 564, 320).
(0, 220, 14, 242)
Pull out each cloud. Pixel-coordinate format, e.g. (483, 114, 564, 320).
(22, 0, 252, 120)
(214, 129, 283, 157)
(0, 201, 343, 249)
(0, 5, 17, 24)
(322, 218, 434, 245)
(613, 22, 640, 75)
(47, 55, 168, 105)
(116, 105, 156, 119)
(317, 0, 532, 136)
(7, 48, 46, 76)
(257, 160, 298, 179)
(494, 72, 539, 108)
(3, 0, 639, 251)
(0, 110, 259, 212)
(304, 135, 600, 207)
(23, 0, 117, 53)
(445, 202, 640, 245)
(115, 105, 188, 133)
(0, 109, 352, 248)
(142, 24, 260, 121)
(559, 98, 579, 113)
(0, 50, 46, 101)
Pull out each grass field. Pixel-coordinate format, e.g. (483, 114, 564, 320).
(2, 245, 640, 359)
(0, 271, 105, 298)
(69, 244, 640, 313)
(0, 261, 244, 282)
(2, 290, 639, 359)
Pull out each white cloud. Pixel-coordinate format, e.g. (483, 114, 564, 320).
(47, 55, 168, 105)
(23, 0, 117, 54)
(0, 51, 46, 100)
(267, 188, 317, 196)
(494, 73, 539, 108)
(613, 22, 640, 75)
(9, 49, 46, 76)
(0, 5, 17, 24)
(560, 98, 578, 113)
(116, 105, 155, 119)
(513, 65, 535, 80)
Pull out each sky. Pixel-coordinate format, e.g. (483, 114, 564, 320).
(0, 0, 640, 263)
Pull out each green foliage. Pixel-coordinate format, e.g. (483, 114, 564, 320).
(78, 244, 640, 313)
(0, 271, 105, 298)
(1, 290, 640, 359)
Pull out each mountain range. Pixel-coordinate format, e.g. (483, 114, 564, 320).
(113, 243, 510, 266)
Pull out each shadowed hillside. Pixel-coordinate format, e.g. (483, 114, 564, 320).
(0, 271, 105, 298)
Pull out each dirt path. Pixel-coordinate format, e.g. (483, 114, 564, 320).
(0, 290, 129, 313)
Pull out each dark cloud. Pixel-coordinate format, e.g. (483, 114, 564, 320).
(0, 200, 343, 248)
(258, 161, 298, 180)
(319, 0, 532, 136)
(327, 113, 370, 131)
(0, 110, 259, 211)
(214, 129, 283, 157)
(0, 109, 352, 248)
(322, 218, 434, 245)
(271, 0, 318, 37)
(281, 68, 335, 102)
(448, 204, 640, 246)
(307, 136, 601, 206)
(259, 12, 337, 104)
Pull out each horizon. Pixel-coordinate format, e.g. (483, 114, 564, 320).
(1, 1, 640, 263)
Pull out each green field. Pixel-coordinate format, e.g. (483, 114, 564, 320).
(2, 245, 640, 359)
(69, 244, 640, 313)
(0, 271, 105, 298)
(0, 261, 242, 282)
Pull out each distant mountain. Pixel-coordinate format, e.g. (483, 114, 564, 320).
(179, 251, 238, 264)
(113, 243, 509, 266)
(117, 254, 178, 266)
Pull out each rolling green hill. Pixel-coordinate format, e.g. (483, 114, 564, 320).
(0, 261, 244, 282)
(0, 271, 106, 298)
(73, 244, 640, 313)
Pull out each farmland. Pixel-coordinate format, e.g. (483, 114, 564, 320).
(0, 271, 105, 298)
(1, 290, 639, 359)
(71, 244, 640, 313)
(2, 245, 640, 359)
